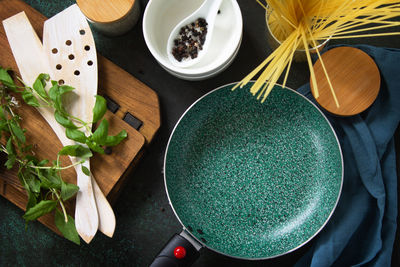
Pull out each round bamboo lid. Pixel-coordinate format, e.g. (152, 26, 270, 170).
(76, 0, 135, 23)
(311, 47, 381, 116)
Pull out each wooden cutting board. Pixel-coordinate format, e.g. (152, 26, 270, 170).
(0, 0, 160, 235)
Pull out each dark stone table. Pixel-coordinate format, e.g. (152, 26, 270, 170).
(0, 1, 399, 266)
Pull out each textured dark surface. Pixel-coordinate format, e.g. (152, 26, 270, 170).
(0, 0, 399, 266)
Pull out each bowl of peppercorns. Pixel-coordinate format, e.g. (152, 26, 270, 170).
(143, 0, 242, 81)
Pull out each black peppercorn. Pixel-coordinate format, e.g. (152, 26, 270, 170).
(171, 17, 208, 62)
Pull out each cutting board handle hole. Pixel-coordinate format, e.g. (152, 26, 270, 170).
(68, 54, 75, 60)
(52, 48, 58, 54)
(65, 40, 72, 46)
(123, 112, 143, 130)
(74, 70, 80, 76)
(87, 60, 93, 66)
(56, 64, 62, 70)
(79, 29, 85, 35)
(84, 45, 90, 51)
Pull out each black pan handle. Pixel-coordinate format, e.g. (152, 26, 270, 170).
(150, 232, 202, 267)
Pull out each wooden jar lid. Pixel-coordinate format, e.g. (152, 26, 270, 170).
(311, 47, 381, 116)
(76, 0, 135, 23)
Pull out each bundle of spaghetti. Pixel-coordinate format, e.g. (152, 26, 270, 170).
(234, 0, 400, 106)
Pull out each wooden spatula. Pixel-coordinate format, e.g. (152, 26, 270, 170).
(4, 9, 115, 243)
(43, 5, 116, 240)
(3, 11, 99, 243)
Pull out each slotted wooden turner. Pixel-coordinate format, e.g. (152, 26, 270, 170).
(3, 10, 102, 243)
(43, 4, 116, 241)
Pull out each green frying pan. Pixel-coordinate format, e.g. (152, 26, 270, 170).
(151, 83, 343, 266)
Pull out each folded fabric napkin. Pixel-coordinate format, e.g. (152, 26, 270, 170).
(295, 45, 400, 266)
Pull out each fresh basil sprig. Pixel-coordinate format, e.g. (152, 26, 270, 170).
(0, 68, 80, 244)
(0, 67, 128, 245)
(23, 74, 127, 156)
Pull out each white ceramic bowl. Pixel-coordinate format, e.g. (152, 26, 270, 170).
(143, 0, 243, 80)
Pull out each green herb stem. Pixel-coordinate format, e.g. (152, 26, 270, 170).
(31, 160, 85, 170)
(69, 114, 89, 128)
(51, 188, 68, 223)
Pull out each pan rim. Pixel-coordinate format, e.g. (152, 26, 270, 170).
(163, 82, 344, 260)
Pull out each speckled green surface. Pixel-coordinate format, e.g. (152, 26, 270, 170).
(165, 83, 343, 259)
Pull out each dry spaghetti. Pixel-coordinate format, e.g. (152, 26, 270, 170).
(234, 0, 400, 107)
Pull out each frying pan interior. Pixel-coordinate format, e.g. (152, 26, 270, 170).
(164, 83, 343, 259)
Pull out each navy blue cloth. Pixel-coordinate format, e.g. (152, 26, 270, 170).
(295, 45, 400, 266)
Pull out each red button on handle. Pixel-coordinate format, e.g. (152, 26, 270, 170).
(174, 246, 186, 259)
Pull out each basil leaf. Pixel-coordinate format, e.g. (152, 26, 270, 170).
(86, 140, 105, 154)
(59, 85, 74, 95)
(21, 90, 40, 107)
(66, 128, 87, 143)
(5, 154, 16, 169)
(58, 145, 93, 159)
(38, 176, 53, 189)
(10, 121, 25, 143)
(25, 173, 41, 193)
(105, 130, 128, 146)
(0, 67, 16, 90)
(81, 165, 90, 176)
(32, 73, 49, 100)
(48, 83, 59, 102)
(25, 155, 39, 165)
(6, 137, 15, 155)
(0, 120, 7, 132)
(92, 95, 107, 123)
(55, 209, 80, 245)
(58, 145, 80, 156)
(23, 200, 57, 222)
(6, 137, 17, 168)
(48, 84, 64, 112)
(61, 181, 79, 201)
(26, 190, 37, 211)
(0, 120, 8, 132)
(54, 111, 78, 129)
(38, 170, 61, 190)
(75, 146, 93, 159)
(19, 169, 38, 212)
(92, 119, 108, 145)
(0, 106, 5, 120)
